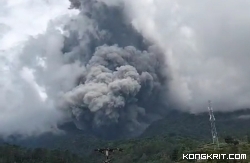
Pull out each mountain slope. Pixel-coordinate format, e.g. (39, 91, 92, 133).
(2, 108, 250, 162)
(141, 109, 250, 140)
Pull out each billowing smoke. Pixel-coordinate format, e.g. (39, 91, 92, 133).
(0, 0, 79, 138)
(115, 0, 250, 112)
(61, 45, 167, 138)
(0, 0, 167, 139)
(56, 1, 168, 138)
(2, 0, 250, 139)
(88, 0, 250, 112)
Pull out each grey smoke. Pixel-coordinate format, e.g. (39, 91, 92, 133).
(61, 44, 166, 138)
(118, 0, 250, 112)
(5, 1, 167, 139)
(83, 0, 250, 113)
(61, 1, 168, 138)
(2, 0, 250, 139)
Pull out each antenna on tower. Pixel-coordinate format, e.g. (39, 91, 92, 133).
(208, 100, 219, 149)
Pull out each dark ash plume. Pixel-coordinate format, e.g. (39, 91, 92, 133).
(62, 45, 167, 138)
(62, 0, 168, 139)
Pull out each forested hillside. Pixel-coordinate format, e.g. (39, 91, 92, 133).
(1, 109, 250, 163)
(0, 144, 84, 163)
(0, 135, 201, 163)
(2, 135, 250, 163)
(142, 109, 250, 139)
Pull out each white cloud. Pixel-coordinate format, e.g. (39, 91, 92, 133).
(0, 0, 79, 137)
(117, 0, 250, 112)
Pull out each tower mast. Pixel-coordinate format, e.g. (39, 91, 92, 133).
(208, 100, 219, 149)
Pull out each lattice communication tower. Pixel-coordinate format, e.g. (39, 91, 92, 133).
(208, 100, 219, 149)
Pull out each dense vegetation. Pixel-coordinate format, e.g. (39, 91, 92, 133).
(0, 136, 201, 163)
(1, 109, 250, 163)
(142, 109, 250, 139)
(0, 144, 84, 163)
(2, 135, 250, 163)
